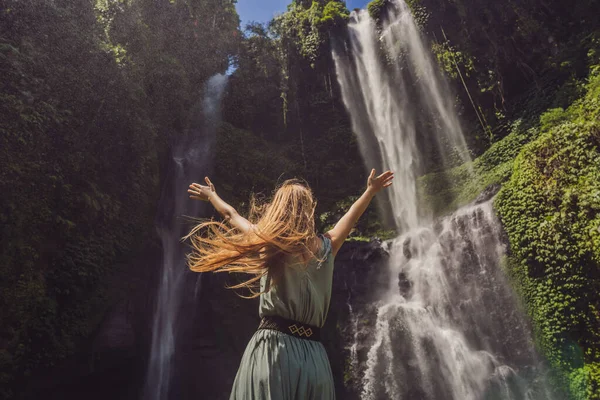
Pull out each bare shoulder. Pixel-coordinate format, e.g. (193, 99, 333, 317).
(323, 231, 341, 257)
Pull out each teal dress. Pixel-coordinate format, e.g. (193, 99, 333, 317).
(229, 234, 336, 400)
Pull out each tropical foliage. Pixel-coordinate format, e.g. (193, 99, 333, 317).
(0, 0, 238, 397)
(1, 0, 600, 397)
(496, 71, 600, 399)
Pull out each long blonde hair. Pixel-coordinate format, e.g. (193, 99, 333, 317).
(185, 179, 319, 298)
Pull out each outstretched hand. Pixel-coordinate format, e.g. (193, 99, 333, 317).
(188, 177, 216, 201)
(366, 169, 394, 194)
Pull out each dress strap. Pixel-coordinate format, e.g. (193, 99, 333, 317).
(316, 234, 332, 269)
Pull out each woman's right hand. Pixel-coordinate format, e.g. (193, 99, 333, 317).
(188, 177, 216, 202)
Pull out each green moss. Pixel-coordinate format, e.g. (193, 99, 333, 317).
(318, 194, 396, 239)
(569, 363, 600, 400)
(495, 69, 600, 398)
(320, 1, 350, 28)
(367, 0, 390, 24)
(214, 122, 302, 210)
(431, 40, 475, 79)
(418, 119, 539, 217)
(343, 356, 354, 384)
(367, 0, 428, 27)
(0, 0, 238, 395)
(272, 1, 349, 66)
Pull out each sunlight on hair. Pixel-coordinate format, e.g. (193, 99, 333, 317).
(183, 179, 324, 298)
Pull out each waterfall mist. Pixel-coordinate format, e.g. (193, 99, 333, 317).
(143, 73, 228, 400)
(332, 1, 556, 399)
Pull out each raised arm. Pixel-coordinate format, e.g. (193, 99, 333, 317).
(188, 177, 254, 233)
(326, 169, 393, 256)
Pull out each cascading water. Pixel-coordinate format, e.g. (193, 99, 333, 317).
(332, 0, 471, 231)
(359, 200, 556, 399)
(143, 74, 228, 400)
(332, 1, 556, 399)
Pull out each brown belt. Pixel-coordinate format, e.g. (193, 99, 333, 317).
(258, 315, 321, 342)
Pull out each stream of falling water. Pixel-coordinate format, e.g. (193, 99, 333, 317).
(359, 200, 556, 399)
(333, 1, 555, 399)
(143, 74, 228, 400)
(332, 0, 471, 231)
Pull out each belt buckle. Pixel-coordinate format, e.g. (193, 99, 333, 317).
(288, 323, 313, 338)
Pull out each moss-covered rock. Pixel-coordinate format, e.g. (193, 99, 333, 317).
(417, 118, 540, 217)
(418, 66, 600, 398)
(495, 70, 600, 398)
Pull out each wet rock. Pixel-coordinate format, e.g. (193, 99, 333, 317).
(91, 301, 137, 371)
(93, 303, 135, 353)
(474, 183, 501, 204)
(327, 239, 389, 400)
(398, 271, 412, 297)
(403, 237, 412, 259)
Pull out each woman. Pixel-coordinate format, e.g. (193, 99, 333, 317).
(186, 169, 394, 400)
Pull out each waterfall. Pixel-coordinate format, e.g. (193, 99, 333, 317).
(332, 1, 471, 230)
(346, 286, 360, 377)
(332, 1, 556, 399)
(143, 73, 228, 400)
(358, 200, 556, 399)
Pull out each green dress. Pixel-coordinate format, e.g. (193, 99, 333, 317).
(229, 234, 336, 400)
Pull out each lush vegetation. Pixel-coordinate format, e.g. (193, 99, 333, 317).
(0, 0, 238, 397)
(2, 0, 600, 398)
(418, 68, 599, 400)
(221, 0, 363, 214)
(417, 48, 600, 400)
(417, 118, 537, 216)
(369, 0, 600, 153)
(495, 71, 600, 399)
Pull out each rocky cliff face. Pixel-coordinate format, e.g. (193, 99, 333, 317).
(325, 240, 391, 400)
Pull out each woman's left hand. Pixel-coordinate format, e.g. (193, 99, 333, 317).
(188, 177, 216, 201)
(366, 169, 394, 195)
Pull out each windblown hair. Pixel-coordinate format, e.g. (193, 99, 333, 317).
(185, 179, 319, 298)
